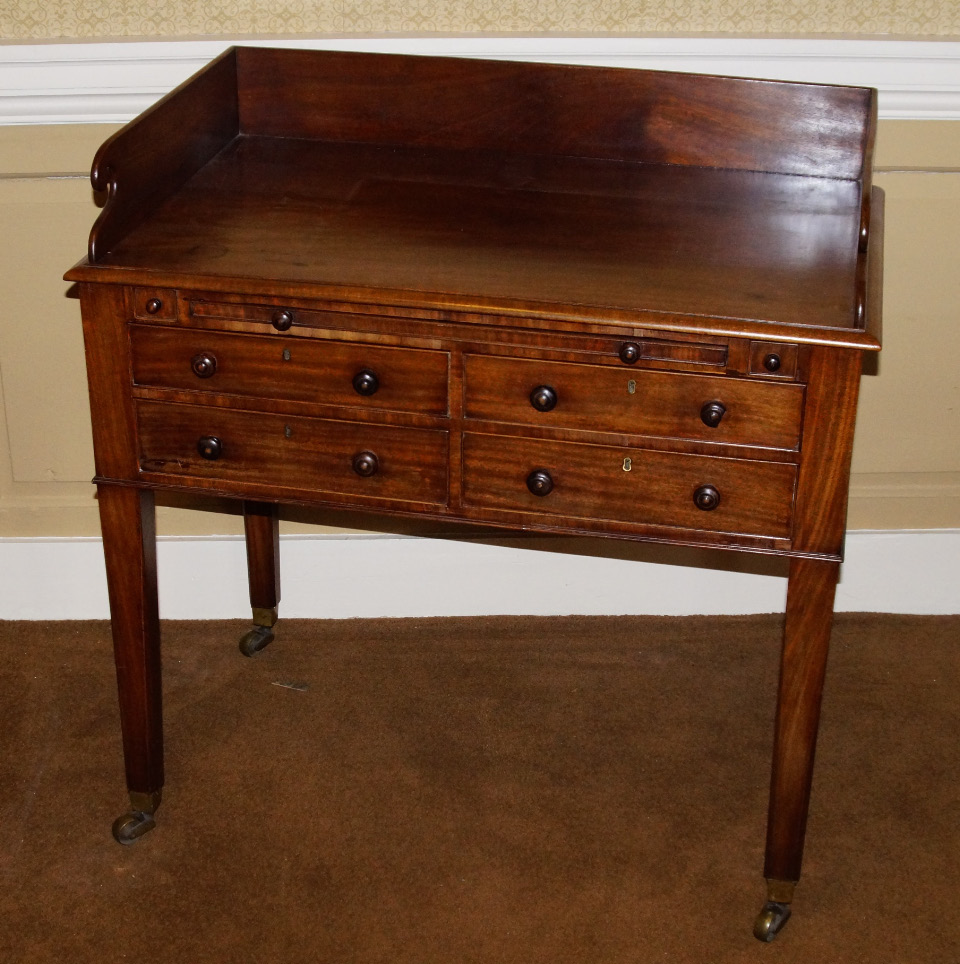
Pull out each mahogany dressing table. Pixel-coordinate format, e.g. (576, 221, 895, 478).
(66, 47, 883, 942)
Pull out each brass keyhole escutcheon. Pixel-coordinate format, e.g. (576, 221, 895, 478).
(623, 457, 632, 472)
(627, 379, 637, 395)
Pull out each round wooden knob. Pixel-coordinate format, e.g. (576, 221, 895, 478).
(352, 451, 379, 477)
(693, 484, 720, 511)
(190, 352, 217, 378)
(700, 400, 726, 428)
(526, 469, 554, 497)
(763, 353, 782, 372)
(618, 342, 640, 365)
(145, 298, 163, 315)
(271, 308, 294, 331)
(197, 436, 222, 461)
(353, 370, 379, 396)
(529, 385, 558, 412)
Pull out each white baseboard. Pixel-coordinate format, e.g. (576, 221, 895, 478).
(1, 529, 956, 620)
(1, 37, 958, 125)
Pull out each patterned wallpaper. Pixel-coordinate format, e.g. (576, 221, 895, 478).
(2, 1, 958, 40)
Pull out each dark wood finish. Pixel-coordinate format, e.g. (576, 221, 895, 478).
(243, 501, 280, 614)
(749, 341, 799, 379)
(66, 47, 883, 936)
(78, 136, 868, 336)
(97, 484, 163, 797)
(863, 186, 885, 346)
(79, 284, 140, 481)
(461, 432, 797, 539)
(136, 400, 449, 506)
(89, 49, 239, 262)
(235, 46, 874, 180)
(463, 354, 804, 450)
(132, 288, 177, 321)
(764, 557, 841, 883)
(130, 324, 449, 415)
(791, 346, 864, 556)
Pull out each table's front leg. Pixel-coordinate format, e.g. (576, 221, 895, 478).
(98, 483, 164, 844)
(756, 556, 840, 940)
(238, 500, 281, 657)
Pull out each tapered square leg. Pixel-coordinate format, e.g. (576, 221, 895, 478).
(755, 556, 840, 940)
(239, 500, 281, 657)
(97, 483, 163, 843)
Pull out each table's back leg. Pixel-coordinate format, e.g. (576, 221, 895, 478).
(239, 500, 281, 657)
(98, 483, 164, 844)
(755, 555, 840, 940)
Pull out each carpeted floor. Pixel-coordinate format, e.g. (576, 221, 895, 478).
(1, 614, 958, 963)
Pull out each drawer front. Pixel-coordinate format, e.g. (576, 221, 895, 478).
(462, 433, 796, 538)
(137, 401, 449, 505)
(464, 354, 803, 449)
(131, 326, 449, 415)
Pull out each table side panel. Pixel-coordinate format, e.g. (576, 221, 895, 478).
(79, 284, 141, 482)
(87, 49, 240, 263)
(791, 346, 864, 556)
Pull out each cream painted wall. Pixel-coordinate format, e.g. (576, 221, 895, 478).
(1, 114, 958, 538)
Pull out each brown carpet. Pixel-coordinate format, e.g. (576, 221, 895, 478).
(1, 614, 958, 963)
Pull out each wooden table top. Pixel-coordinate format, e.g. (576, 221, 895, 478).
(91, 134, 863, 334)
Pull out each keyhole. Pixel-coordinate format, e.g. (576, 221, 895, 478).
(627, 379, 636, 395)
(623, 457, 632, 472)
(282, 349, 291, 361)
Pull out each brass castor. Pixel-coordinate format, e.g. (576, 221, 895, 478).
(753, 900, 792, 942)
(239, 623, 275, 657)
(112, 809, 157, 845)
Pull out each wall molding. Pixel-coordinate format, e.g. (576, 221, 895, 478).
(1, 37, 959, 126)
(1, 529, 957, 619)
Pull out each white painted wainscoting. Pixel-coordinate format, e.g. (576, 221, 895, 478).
(1, 530, 957, 619)
(1, 37, 959, 125)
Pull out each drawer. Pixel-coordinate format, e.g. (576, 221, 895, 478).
(749, 341, 799, 379)
(137, 401, 449, 505)
(131, 288, 177, 321)
(464, 355, 803, 449)
(130, 325, 449, 415)
(462, 433, 796, 539)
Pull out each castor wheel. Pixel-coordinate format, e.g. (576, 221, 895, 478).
(239, 624, 274, 657)
(753, 900, 792, 942)
(112, 810, 157, 845)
